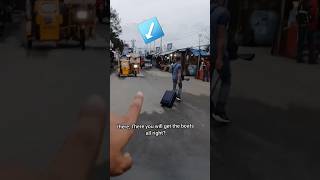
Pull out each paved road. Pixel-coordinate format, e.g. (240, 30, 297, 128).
(111, 69, 210, 180)
(212, 47, 320, 180)
(0, 16, 108, 170)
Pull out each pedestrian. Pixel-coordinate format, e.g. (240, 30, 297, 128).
(204, 59, 210, 82)
(296, 0, 319, 64)
(200, 58, 208, 81)
(288, 1, 299, 27)
(210, 0, 232, 123)
(172, 57, 183, 101)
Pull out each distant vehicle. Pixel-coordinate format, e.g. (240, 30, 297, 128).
(140, 57, 144, 67)
(118, 54, 141, 77)
(25, 0, 97, 50)
(144, 58, 153, 69)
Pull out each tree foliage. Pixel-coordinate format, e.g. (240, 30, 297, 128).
(110, 7, 124, 52)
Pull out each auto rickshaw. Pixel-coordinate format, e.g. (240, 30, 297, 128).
(25, 0, 62, 47)
(118, 57, 129, 77)
(37, 0, 62, 41)
(25, 0, 96, 50)
(118, 54, 141, 77)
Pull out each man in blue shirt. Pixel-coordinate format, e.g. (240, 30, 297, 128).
(211, 0, 232, 123)
(172, 57, 182, 101)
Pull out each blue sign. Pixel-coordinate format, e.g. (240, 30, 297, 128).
(138, 17, 164, 44)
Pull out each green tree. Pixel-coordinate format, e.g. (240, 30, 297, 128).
(110, 7, 124, 52)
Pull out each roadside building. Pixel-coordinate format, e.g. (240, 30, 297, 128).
(227, 0, 319, 60)
(157, 48, 210, 80)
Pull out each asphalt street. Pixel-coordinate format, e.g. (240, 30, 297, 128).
(0, 14, 108, 170)
(110, 69, 210, 180)
(212, 47, 320, 180)
(0, 12, 211, 179)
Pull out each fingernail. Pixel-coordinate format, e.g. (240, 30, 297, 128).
(137, 91, 143, 97)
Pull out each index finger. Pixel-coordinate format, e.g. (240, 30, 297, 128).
(49, 95, 106, 180)
(123, 91, 144, 125)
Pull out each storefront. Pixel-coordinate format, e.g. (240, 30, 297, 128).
(177, 48, 210, 77)
(277, 0, 320, 59)
(228, 0, 319, 59)
(157, 48, 210, 79)
(227, 0, 282, 47)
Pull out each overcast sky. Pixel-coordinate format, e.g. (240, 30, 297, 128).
(110, 0, 210, 51)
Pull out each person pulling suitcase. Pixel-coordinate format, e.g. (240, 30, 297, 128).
(171, 57, 183, 101)
(160, 57, 182, 108)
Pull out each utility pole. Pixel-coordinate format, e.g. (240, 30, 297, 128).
(197, 34, 202, 71)
(160, 37, 163, 53)
(131, 39, 136, 53)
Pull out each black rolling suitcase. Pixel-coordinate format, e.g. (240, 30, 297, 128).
(160, 90, 177, 108)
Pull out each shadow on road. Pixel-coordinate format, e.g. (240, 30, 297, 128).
(212, 97, 320, 180)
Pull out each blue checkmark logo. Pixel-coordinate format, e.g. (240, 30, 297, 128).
(138, 17, 165, 44)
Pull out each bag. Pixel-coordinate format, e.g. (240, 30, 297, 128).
(160, 90, 177, 108)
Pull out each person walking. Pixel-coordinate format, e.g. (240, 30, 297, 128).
(296, 0, 319, 64)
(172, 57, 183, 101)
(205, 59, 210, 82)
(211, 0, 232, 123)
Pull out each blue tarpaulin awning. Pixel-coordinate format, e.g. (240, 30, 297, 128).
(189, 49, 209, 56)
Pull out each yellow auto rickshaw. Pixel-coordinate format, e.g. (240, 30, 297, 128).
(118, 58, 130, 77)
(118, 54, 141, 77)
(25, 0, 62, 47)
(25, 0, 96, 50)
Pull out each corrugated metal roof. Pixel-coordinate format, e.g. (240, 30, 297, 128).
(158, 48, 209, 56)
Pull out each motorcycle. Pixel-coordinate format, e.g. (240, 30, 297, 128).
(132, 63, 139, 77)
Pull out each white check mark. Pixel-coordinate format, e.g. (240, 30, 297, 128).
(145, 22, 154, 39)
